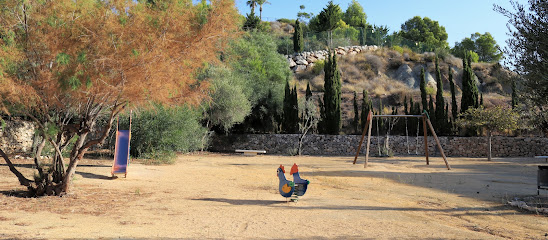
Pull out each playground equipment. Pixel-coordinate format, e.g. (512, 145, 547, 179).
(277, 164, 310, 202)
(353, 110, 451, 170)
(111, 112, 132, 178)
(277, 165, 295, 199)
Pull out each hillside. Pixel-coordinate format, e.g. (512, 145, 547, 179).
(289, 47, 515, 133)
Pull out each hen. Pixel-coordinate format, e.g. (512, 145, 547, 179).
(290, 163, 309, 196)
(277, 165, 294, 198)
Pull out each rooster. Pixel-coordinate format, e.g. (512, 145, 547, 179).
(277, 165, 294, 198)
(290, 163, 309, 196)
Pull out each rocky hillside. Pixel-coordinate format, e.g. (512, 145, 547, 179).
(289, 46, 514, 132)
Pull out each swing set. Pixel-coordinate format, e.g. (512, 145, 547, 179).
(353, 110, 451, 170)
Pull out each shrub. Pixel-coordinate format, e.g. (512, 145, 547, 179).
(312, 60, 325, 75)
(365, 54, 385, 74)
(392, 46, 404, 54)
(117, 104, 207, 164)
(277, 18, 295, 25)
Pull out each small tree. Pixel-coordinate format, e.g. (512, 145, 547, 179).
(460, 51, 479, 113)
(434, 56, 445, 131)
(449, 68, 458, 121)
(353, 91, 359, 134)
(293, 19, 304, 53)
(360, 90, 372, 132)
(317, 1, 342, 47)
(298, 98, 319, 155)
(456, 106, 520, 161)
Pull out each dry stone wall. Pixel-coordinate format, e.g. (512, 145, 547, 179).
(210, 134, 548, 158)
(286, 45, 379, 73)
(0, 120, 36, 154)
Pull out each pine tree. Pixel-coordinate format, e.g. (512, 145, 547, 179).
(293, 19, 304, 53)
(353, 91, 359, 134)
(449, 68, 458, 121)
(323, 50, 342, 134)
(460, 51, 479, 113)
(420, 68, 428, 112)
(434, 56, 445, 130)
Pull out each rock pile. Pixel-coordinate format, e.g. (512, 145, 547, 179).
(286, 45, 379, 73)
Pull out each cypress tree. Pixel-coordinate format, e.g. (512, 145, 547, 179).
(403, 95, 408, 115)
(323, 50, 342, 134)
(460, 51, 479, 113)
(361, 90, 372, 131)
(353, 91, 359, 134)
(293, 19, 304, 53)
(318, 98, 326, 133)
(480, 92, 484, 106)
(292, 85, 299, 132)
(449, 68, 458, 121)
(428, 95, 435, 120)
(511, 79, 518, 109)
(282, 79, 292, 133)
(434, 56, 445, 130)
(305, 82, 312, 100)
(358, 27, 366, 46)
(420, 68, 428, 112)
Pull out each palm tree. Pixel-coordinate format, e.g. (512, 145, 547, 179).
(246, 0, 257, 14)
(255, 0, 270, 20)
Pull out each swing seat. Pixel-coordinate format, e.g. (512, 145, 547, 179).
(112, 129, 130, 177)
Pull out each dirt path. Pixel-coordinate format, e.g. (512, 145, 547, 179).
(0, 153, 547, 239)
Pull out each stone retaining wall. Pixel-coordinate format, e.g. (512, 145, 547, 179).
(0, 120, 36, 154)
(210, 134, 548, 158)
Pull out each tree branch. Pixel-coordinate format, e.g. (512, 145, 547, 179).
(0, 148, 32, 187)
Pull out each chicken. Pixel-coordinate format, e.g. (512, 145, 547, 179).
(277, 165, 294, 198)
(290, 163, 309, 196)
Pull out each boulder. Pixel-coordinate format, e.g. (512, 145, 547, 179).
(395, 64, 416, 87)
(288, 58, 296, 68)
(292, 65, 307, 72)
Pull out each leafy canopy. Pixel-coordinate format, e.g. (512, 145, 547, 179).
(452, 32, 503, 62)
(400, 16, 448, 51)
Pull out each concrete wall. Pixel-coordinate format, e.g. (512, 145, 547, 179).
(210, 134, 548, 157)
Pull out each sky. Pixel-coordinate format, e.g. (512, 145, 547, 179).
(234, 0, 520, 49)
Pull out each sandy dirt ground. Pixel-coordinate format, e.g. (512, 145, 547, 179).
(0, 153, 547, 239)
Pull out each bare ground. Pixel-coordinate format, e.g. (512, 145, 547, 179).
(0, 153, 547, 239)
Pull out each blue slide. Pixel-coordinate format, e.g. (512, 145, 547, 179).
(112, 130, 130, 177)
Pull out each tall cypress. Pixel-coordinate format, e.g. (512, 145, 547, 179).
(282, 79, 292, 133)
(403, 95, 408, 115)
(511, 79, 518, 109)
(428, 95, 435, 119)
(358, 27, 366, 46)
(449, 68, 458, 121)
(420, 67, 428, 113)
(293, 19, 304, 53)
(480, 92, 484, 106)
(460, 51, 479, 113)
(361, 90, 372, 132)
(305, 82, 312, 100)
(292, 85, 299, 132)
(353, 91, 359, 134)
(434, 56, 445, 130)
(323, 50, 342, 134)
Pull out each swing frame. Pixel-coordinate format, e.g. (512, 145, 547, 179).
(353, 110, 451, 170)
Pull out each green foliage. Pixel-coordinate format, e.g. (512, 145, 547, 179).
(343, 0, 367, 28)
(282, 80, 299, 133)
(305, 82, 312, 100)
(420, 68, 427, 112)
(243, 12, 261, 31)
(277, 18, 294, 24)
(56, 53, 71, 65)
(449, 69, 458, 120)
(460, 51, 479, 113)
(400, 16, 449, 51)
(360, 90, 372, 131)
(452, 32, 503, 63)
(511, 78, 518, 109)
(293, 19, 304, 53)
(126, 104, 207, 163)
(434, 56, 445, 131)
(456, 106, 519, 133)
(315, 1, 342, 32)
(469, 50, 479, 63)
(353, 91, 359, 133)
(365, 25, 389, 46)
(204, 66, 251, 132)
(496, 0, 548, 131)
(322, 51, 341, 134)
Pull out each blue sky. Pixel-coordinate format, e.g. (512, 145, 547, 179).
(234, 0, 518, 49)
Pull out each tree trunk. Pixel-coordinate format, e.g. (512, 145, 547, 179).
(487, 130, 492, 161)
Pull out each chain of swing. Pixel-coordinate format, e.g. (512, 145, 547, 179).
(375, 116, 422, 157)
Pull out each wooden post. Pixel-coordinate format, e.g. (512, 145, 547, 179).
(353, 111, 372, 164)
(422, 114, 429, 165)
(364, 111, 373, 168)
(425, 118, 451, 170)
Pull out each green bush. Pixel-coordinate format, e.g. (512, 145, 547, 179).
(117, 104, 207, 164)
(312, 60, 325, 75)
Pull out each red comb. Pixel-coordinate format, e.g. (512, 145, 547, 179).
(290, 163, 299, 175)
(279, 164, 285, 173)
